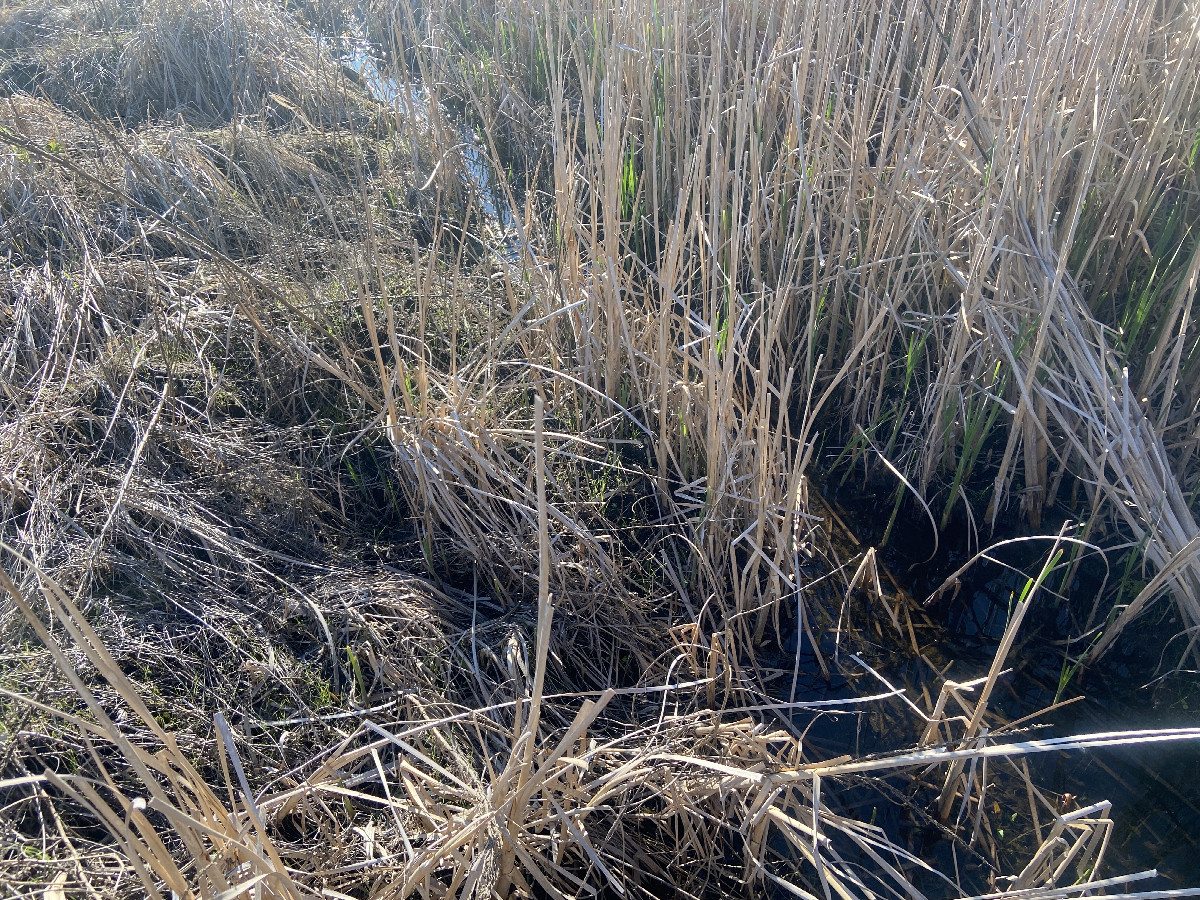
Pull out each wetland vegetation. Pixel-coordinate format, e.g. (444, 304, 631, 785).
(1, 0, 1199, 897)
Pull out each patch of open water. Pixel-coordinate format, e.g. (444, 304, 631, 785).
(819, 478, 1200, 888)
(322, 30, 523, 261)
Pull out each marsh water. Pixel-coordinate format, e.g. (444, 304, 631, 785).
(821, 477, 1200, 888)
(331, 32, 521, 246)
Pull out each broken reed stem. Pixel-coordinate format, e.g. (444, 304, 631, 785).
(527, 391, 553, 758)
(497, 392, 555, 896)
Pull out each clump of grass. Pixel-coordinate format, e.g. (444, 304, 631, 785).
(1, 0, 373, 127)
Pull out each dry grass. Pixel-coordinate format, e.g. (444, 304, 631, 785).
(2, 0, 1200, 897)
(390, 0, 1200, 659)
(0, 0, 374, 126)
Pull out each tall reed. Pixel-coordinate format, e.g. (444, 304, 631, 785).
(372, 0, 1200, 657)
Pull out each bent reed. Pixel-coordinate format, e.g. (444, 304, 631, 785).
(1, 0, 1199, 898)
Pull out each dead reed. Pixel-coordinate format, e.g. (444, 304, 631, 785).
(381, 0, 1200, 660)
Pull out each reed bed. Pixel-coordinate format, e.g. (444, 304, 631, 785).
(2, 0, 1200, 896)
(378, 0, 1200, 658)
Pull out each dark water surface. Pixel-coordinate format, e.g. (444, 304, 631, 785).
(818, 477, 1200, 888)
